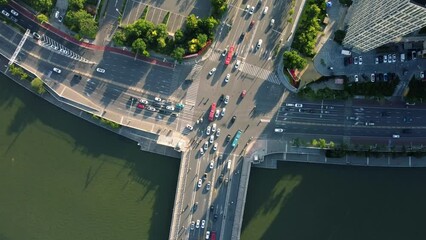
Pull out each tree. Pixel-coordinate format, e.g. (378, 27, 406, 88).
(312, 139, 319, 147)
(196, 33, 208, 48)
(69, 0, 86, 10)
(132, 38, 147, 54)
(318, 139, 327, 148)
(31, 78, 45, 94)
(174, 29, 184, 43)
(329, 141, 335, 149)
(36, 14, 49, 24)
(283, 50, 307, 70)
(0, 0, 9, 5)
(79, 17, 98, 38)
(171, 47, 185, 62)
(156, 37, 166, 49)
(200, 17, 219, 37)
(65, 9, 98, 38)
(186, 14, 199, 32)
(29, 0, 53, 12)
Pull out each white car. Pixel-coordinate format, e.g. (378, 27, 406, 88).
(209, 135, 214, 144)
(197, 179, 202, 188)
(235, 60, 241, 69)
(10, 9, 19, 16)
(53, 67, 61, 74)
(139, 99, 149, 104)
(206, 183, 211, 191)
(166, 105, 174, 111)
(221, 108, 226, 116)
(212, 123, 217, 133)
(213, 142, 218, 151)
(358, 56, 363, 65)
(209, 160, 214, 169)
(147, 106, 156, 112)
(392, 134, 400, 139)
(32, 32, 41, 39)
(206, 126, 211, 135)
(263, 6, 268, 14)
(245, 5, 250, 13)
(1, 10, 10, 17)
(420, 71, 424, 79)
(206, 231, 210, 239)
(204, 141, 209, 150)
(354, 75, 359, 82)
(186, 124, 193, 131)
(216, 128, 221, 137)
(196, 220, 200, 228)
(384, 55, 388, 63)
(222, 48, 228, 57)
(96, 67, 105, 73)
(190, 221, 195, 230)
(154, 97, 162, 102)
(388, 54, 392, 63)
(208, 68, 216, 76)
(249, 6, 255, 15)
(215, 109, 220, 118)
(200, 148, 204, 155)
(270, 19, 275, 26)
(224, 95, 229, 104)
(295, 103, 303, 108)
(274, 128, 284, 133)
(256, 39, 262, 50)
(201, 219, 206, 228)
(225, 73, 230, 82)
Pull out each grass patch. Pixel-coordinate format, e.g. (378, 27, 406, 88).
(162, 12, 170, 25)
(141, 6, 149, 19)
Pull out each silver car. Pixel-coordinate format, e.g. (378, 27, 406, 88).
(224, 95, 229, 104)
(206, 126, 211, 135)
(197, 179, 202, 188)
(204, 141, 209, 150)
(212, 123, 217, 132)
(209, 135, 214, 144)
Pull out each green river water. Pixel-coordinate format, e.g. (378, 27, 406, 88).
(1, 75, 426, 240)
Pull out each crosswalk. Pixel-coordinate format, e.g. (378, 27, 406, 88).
(38, 35, 91, 63)
(178, 64, 202, 128)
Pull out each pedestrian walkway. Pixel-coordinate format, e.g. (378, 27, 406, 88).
(39, 35, 91, 63)
(240, 62, 281, 85)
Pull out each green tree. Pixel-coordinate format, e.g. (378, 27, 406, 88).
(69, 0, 86, 10)
(196, 33, 208, 48)
(200, 17, 219, 37)
(79, 17, 98, 38)
(29, 0, 53, 12)
(156, 37, 166, 49)
(112, 30, 127, 46)
(174, 29, 184, 43)
(312, 139, 319, 147)
(318, 139, 327, 148)
(132, 38, 147, 54)
(283, 50, 307, 70)
(65, 9, 98, 38)
(9, 65, 23, 76)
(36, 14, 49, 24)
(329, 141, 335, 148)
(0, 0, 9, 5)
(31, 78, 45, 94)
(171, 47, 185, 62)
(186, 14, 200, 32)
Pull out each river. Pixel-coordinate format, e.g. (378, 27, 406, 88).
(1, 75, 426, 240)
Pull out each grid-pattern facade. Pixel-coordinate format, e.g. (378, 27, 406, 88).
(343, 0, 426, 52)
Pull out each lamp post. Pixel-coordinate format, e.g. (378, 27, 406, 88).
(115, 8, 123, 17)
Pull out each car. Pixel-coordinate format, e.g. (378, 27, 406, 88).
(213, 109, 220, 118)
(354, 75, 359, 82)
(213, 142, 218, 151)
(365, 121, 375, 126)
(147, 106, 156, 112)
(206, 182, 211, 191)
(378, 55, 383, 63)
(384, 73, 388, 82)
(204, 141, 209, 150)
(224, 95, 230, 105)
(186, 124, 193, 131)
(256, 39, 262, 50)
(206, 126, 211, 135)
(206, 231, 210, 239)
(245, 5, 250, 12)
(208, 68, 216, 76)
(354, 57, 358, 64)
(412, 50, 417, 60)
(213, 214, 218, 221)
(32, 32, 41, 39)
(171, 113, 179, 117)
(249, 20, 255, 29)
(226, 134, 231, 142)
(196, 220, 200, 228)
(420, 71, 425, 79)
(235, 60, 241, 69)
(225, 73, 230, 82)
(209, 160, 214, 169)
(216, 128, 220, 137)
(209, 135, 214, 144)
(219, 174, 224, 183)
(139, 99, 149, 104)
(249, 6, 255, 14)
(10, 9, 18, 16)
(241, 90, 247, 97)
(358, 56, 363, 65)
(203, 173, 208, 180)
(154, 97, 162, 102)
(96, 67, 105, 73)
(383, 55, 388, 63)
(212, 123, 217, 132)
(231, 115, 236, 123)
(55, 10, 60, 19)
(9, 16, 18, 22)
(201, 219, 206, 228)
(221, 108, 226, 117)
(295, 103, 303, 108)
(58, 15, 63, 22)
(392, 134, 400, 139)
(263, 6, 268, 14)
(239, 32, 245, 41)
(136, 103, 145, 109)
(198, 179, 202, 188)
(270, 19, 275, 26)
(1, 10, 10, 17)
(386, 54, 392, 63)
(392, 53, 396, 62)
(53, 67, 61, 74)
(375, 57, 379, 64)
(165, 105, 174, 111)
(222, 48, 228, 57)
(370, 73, 375, 82)
(274, 128, 284, 133)
(190, 221, 195, 230)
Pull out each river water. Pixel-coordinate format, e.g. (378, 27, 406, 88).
(1, 75, 426, 240)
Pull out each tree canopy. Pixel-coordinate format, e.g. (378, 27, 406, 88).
(283, 50, 307, 70)
(65, 9, 98, 38)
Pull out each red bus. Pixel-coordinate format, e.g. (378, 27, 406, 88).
(210, 231, 216, 240)
(208, 103, 216, 121)
(225, 45, 234, 65)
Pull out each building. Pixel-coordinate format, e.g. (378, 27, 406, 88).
(343, 0, 426, 52)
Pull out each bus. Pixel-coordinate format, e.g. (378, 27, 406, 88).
(208, 103, 216, 122)
(225, 45, 234, 65)
(231, 130, 242, 148)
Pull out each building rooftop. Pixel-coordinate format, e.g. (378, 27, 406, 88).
(411, 0, 426, 7)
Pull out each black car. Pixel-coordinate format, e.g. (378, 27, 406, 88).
(210, 205, 214, 212)
(239, 33, 245, 42)
(226, 134, 231, 142)
(231, 116, 236, 123)
(213, 213, 218, 221)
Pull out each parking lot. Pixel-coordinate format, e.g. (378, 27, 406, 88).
(122, 0, 211, 33)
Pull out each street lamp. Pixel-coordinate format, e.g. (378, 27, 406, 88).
(115, 8, 123, 17)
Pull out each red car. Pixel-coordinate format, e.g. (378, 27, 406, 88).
(137, 103, 145, 109)
(241, 90, 247, 97)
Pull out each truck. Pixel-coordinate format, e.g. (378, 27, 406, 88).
(341, 49, 352, 56)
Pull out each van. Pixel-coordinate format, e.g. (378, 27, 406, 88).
(341, 50, 351, 56)
(227, 160, 231, 170)
(400, 53, 405, 62)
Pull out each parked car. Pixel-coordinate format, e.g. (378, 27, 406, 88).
(224, 95, 229, 104)
(209, 160, 214, 169)
(136, 103, 145, 109)
(270, 19, 275, 26)
(370, 73, 375, 82)
(204, 141, 209, 150)
(263, 6, 268, 14)
(209, 135, 214, 144)
(1, 10, 10, 17)
(354, 57, 358, 64)
(208, 68, 216, 76)
(213, 142, 218, 151)
(235, 60, 241, 69)
(32, 32, 41, 39)
(198, 179, 202, 188)
(225, 73, 230, 82)
(221, 108, 226, 117)
(10, 9, 19, 16)
(196, 220, 200, 228)
(245, 5, 250, 12)
(249, 6, 255, 14)
(222, 48, 228, 57)
(387, 54, 392, 63)
(274, 128, 284, 133)
(420, 71, 425, 79)
(96, 67, 105, 73)
(384, 55, 388, 63)
(201, 220, 206, 229)
(166, 105, 175, 111)
(358, 56, 363, 65)
(241, 90, 247, 97)
(354, 75, 359, 82)
(256, 39, 262, 50)
(53, 67, 61, 74)
(375, 57, 379, 64)
(212, 123, 217, 133)
(392, 53, 396, 62)
(206, 126, 211, 135)
(231, 115, 236, 123)
(216, 128, 221, 137)
(186, 124, 193, 131)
